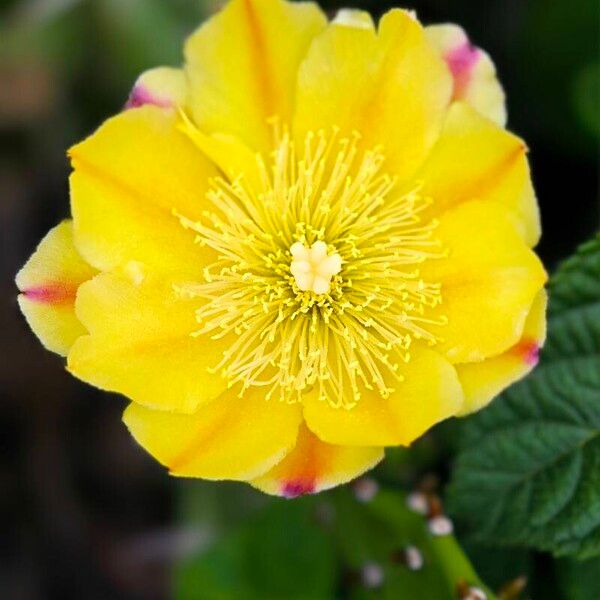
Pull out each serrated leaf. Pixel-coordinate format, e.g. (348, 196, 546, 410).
(448, 235, 600, 558)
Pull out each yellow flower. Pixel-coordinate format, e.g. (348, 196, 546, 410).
(16, 1, 547, 497)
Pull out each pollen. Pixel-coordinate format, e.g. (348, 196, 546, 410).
(290, 241, 342, 295)
(176, 121, 446, 408)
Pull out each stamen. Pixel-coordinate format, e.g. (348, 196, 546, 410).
(176, 127, 446, 408)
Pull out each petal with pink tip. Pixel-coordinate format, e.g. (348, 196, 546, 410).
(251, 424, 384, 497)
(125, 67, 186, 110)
(456, 289, 548, 415)
(16, 220, 96, 356)
(426, 24, 506, 126)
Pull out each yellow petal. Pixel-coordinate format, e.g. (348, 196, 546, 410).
(456, 288, 547, 415)
(303, 346, 464, 447)
(421, 200, 547, 364)
(294, 8, 452, 182)
(69, 105, 217, 278)
(125, 67, 186, 110)
(124, 388, 302, 480)
(414, 102, 540, 247)
(67, 272, 230, 413)
(16, 220, 96, 356)
(251, 423, 383, 497)
(184, 0, 326, 152)
(177, 112, 263, 192)
(426, 24, 506, 126)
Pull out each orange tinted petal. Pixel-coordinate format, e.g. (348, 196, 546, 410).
(420, 201, 546, 363)
(124, 388, 302, 480)
(413, 102, 540, 247)
(456, 289, 547, 415)
(69, 106, 217, 278)
(68, 272, 230, 413)
(295, 8, 452, 182)
(185, 0, 326, 152)
(303, 345, 463, 447)
(251, 423, 383, 497)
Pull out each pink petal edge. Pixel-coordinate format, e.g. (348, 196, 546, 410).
(282, 480, 316, 498)
(22, 284, 76, 305)
(125, 85, 172, 110)
(445, 41, 481, 99)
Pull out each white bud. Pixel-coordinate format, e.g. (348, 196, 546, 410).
(406, 492, 428, 515)
(404, 545, 424, 571)
(353, 478, 379, 502)
(428, 515, 453, 536)
(361, 562, 384, 588)
(464, 587, 487, 600)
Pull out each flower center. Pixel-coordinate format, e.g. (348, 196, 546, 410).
(176, 123, 446, 407)
(290, 241, 342, 294)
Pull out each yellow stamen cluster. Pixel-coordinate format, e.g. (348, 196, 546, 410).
(177, 128, 445, 408)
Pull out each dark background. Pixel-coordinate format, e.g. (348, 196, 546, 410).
(1, 0, 598, 598)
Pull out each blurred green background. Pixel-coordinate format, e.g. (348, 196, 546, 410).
(1, 0, 598, 598)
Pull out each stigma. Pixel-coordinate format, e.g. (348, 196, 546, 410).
(290, 241, 342, 295)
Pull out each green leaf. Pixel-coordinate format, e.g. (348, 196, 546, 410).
(572, 62, 600, 138)
(460, 543, 532, 593)
(175, 486, 495, 600)
(448, 235, 600, 558)
(331, 488, 496, 600)
(175, 496, 337, 600)
(556, 556, 600, 600)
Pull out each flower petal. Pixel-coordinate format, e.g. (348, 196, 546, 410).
(251, 423, 383, 497)
(125, 67, 186, 110)
(420, 200, 547, 364)
(414, 102, 540, 247)
(426, 24, 506, 126)
(123, 388, 302, 480)
(303, 346, 463, 447)
(16, 220, 96, 356)
(456, 288, 547, 415)
(69, 105, 218, 279)
(294, 8, 452, 182)
(184, 0, 326, 152)
(67, 271, 230, 413)
(332, 8, 375, 30)
(177, 113, 263, 191)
